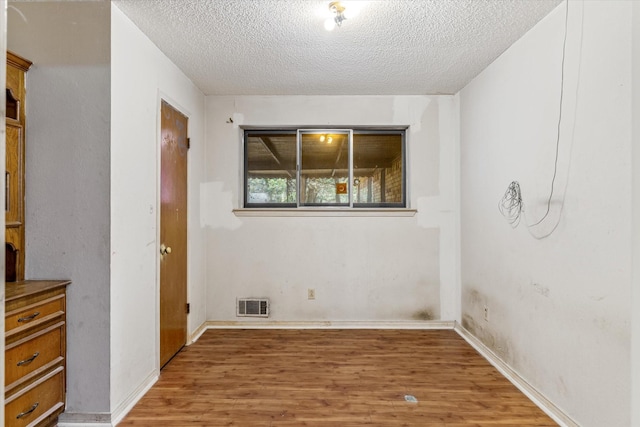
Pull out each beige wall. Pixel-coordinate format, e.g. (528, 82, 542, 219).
(204, 95, 460, 323)
(461, 2, 631, 425)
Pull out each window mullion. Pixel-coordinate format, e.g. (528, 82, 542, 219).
(348, 129, 354, 208)
(296, 129, 301, 208)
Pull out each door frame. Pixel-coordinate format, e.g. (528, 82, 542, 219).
(155, 92, 191, 371)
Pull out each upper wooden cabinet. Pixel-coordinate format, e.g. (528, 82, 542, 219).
(6, 51, 32, 282)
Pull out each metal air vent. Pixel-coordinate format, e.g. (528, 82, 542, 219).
(237, 298, 269, 317)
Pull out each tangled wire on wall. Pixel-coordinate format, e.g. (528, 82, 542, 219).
(498, 0, 581, 240)
(498, 181, 523, 227)
(498, 176, 566, 240)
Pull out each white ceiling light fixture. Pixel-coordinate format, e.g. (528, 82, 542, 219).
(324, 1, 347, 31)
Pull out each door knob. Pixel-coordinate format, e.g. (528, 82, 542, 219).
(160, 244, 172, 255)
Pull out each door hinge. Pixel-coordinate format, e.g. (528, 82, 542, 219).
(186, 303, 190, 314)
(187, 138, 191, 149)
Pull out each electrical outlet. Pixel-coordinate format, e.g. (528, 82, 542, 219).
(308, 289, 315, 300)
(483, 306, 489, 322)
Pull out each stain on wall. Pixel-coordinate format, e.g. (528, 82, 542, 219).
(412, 309, 435, 321)
(462, 288, 512, 362)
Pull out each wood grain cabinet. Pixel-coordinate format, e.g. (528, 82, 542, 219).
(5, 51, 31, 282)
(4, 51, 70, 427)
(4, 281, 70, 427)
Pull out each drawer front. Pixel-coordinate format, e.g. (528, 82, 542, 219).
(5, 322, 64, 389)
(5, 367, 64, 427)
(5, 295, 64, 335)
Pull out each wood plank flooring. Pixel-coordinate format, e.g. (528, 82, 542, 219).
(118, 329, 557, 426)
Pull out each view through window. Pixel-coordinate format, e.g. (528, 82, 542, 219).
(244, 129, 405, 208)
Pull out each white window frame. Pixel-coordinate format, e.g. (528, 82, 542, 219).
(240, 127, 411, 214)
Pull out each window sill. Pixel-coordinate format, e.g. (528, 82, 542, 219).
(232, 208, 417, 217)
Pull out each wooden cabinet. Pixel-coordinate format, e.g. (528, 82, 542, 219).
(4, 52, 69, 426)
(5, 51, 31, 282)
(4, 281, 70, 427)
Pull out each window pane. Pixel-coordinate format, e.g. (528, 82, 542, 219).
(246, 132, 297, 205)
(353, 132, 404, 206)
(300, 132, 349, 206)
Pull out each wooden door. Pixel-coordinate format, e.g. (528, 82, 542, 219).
(159, 100, 188, 368)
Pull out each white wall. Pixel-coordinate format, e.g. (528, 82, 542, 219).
(7, 1, 112, 416)
(460, 2, 631, 425)
(204, 95, 460, 323)
(111, 3, 206, 419)
(632, 2, 640, 425)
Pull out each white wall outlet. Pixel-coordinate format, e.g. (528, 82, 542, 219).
(308, 288, 315, 300)
(484, 305, 489, 322)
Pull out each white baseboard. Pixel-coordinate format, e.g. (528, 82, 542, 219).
(454, 322, 579, 427)
(58, 370, 158, 426)
(110, 370, 159, 425)
(57, 412, 111, 427)
(188, 321, 210, 344)
(200, 320, 455, 332)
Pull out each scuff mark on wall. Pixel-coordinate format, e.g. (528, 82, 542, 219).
(532, 282, 550, 297)
(412, 309, 435, 321)
(462, 288, 512, 362)
(462, 288, 485, 335)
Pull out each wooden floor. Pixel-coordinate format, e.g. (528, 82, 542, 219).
(119, 329, 557, 426)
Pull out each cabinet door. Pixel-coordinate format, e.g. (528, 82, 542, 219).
(5, 123, 23, 225)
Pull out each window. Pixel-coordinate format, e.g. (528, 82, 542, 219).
(244, 129, 406, 208)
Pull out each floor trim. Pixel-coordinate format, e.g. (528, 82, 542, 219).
(198, 320, 455, 333)
(59, 370, 158, 426)
(188, 320, 209, 344)
(57, 412, 111, 427)
(110, 370, 159, 426)
(454, 322, 579, 427)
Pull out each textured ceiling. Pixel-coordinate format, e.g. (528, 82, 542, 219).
(113, 0, 561, 96)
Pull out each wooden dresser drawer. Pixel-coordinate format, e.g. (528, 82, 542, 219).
(5, 280, 70, 426)
(5, 295, 65, 336)
(5, 322, 65, 392)
(5, 366, 65, 427)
